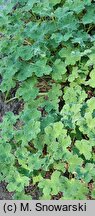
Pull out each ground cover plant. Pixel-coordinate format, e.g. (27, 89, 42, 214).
(0, 0, 95, 200)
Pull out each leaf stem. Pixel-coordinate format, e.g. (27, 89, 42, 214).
(38, 92, 48, 95)
(5, 96, 18, 103)
(24, 39, 32, 45)
(5, 93, 48, 103)
(5, 90, 9, 101)
(87, 25, 94, 33)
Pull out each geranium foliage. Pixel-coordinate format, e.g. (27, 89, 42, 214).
(0, 0, 95, 200)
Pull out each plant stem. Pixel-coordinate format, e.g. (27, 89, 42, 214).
(5, 96, 18, 103)
(38, 92, 48, 95)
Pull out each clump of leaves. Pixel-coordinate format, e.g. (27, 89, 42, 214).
(0, 0, 95, 200)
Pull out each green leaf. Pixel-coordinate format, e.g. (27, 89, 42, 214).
(49, 0, 61, 6)
(16, 77, 39, 101)
(6, 170, 30, 192)
(33, 174, 43, 184)
(82, 6, 95, 24)
(86, 68, 95, 87)
(61, 179, 89, 200)
(75, 140, 92, 160)
(38, 171, 61, 197)
(67, 155, 83, 173)
(59, 47, 81, 65)
(17, 45, 33, 61)
(53, 162, 65, 172)
(13, 192, 32, 200)
(44, 83, 62, 112)
(52, 59, 66, 80)
(34, 59, 52, 77)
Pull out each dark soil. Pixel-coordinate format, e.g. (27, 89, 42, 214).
(0, 182, 13, 200)
(25, 184, 42, 200)
(0, 93, 23, 123)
